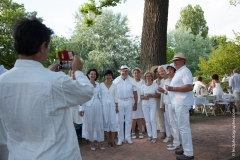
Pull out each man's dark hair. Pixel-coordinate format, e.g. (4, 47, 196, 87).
(86, 69, 99, 81)
(12, 17, 54, 56)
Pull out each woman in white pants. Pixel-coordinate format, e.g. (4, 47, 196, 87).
(158, 65, 172, 143)
(141, 71, 160, 143)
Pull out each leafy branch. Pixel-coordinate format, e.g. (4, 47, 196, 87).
(80, 0, 126, 26)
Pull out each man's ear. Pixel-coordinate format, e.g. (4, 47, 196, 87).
(39, 42, 47, 52)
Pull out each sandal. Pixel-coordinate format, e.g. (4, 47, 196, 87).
(132, 133, 136, 139)
(107, 142, 112, 148)
(139, 133, 143, 139)
(90, 142, 96, 151)
(111, 142, 117, 148)
(97, 142, 105, 150)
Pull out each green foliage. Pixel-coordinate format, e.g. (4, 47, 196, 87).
(80, 0, 125, 26)
(229, 0, 240, 6)
(211, 35, 228, 50)
(167, 29, 212, 73)
(70, 10, 140, 80)
(175, 4, 209, 38)
(166, 43, 175, 64)
(0, 0, 41, 69)
(197, 43, 240, 77)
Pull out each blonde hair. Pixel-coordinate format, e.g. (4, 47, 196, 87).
(143, 71, 154, 81)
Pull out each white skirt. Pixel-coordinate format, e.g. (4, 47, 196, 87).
(69, 106, 81, 124)
(82, 99, 104, 142)
(132, 101, 144, 119)
(102, 102, 118, 132)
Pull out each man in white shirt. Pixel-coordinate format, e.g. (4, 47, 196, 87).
(113, 65, 138, 145)
(0, 18, 93, 160)
(229, 69, 240, 115)
(166, 53, 194, 160)
(0, 64, 8, 160)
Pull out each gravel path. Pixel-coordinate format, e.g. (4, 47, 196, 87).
(79, 114, 240, 160)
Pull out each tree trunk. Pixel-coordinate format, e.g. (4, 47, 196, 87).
(140, 0, 169, 73)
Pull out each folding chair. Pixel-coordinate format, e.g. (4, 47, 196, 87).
(203, 95, 217, 116)
(218, 94, 235, 113)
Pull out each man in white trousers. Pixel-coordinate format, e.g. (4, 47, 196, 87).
(166, 53, 194, 160)
(229, 69, 240, 115)
(113, 65, 138, 145)
(0, 64, 8, 160)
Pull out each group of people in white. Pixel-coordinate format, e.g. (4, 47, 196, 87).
(66, 51, 195, 160)
(1, 17, 239, 160)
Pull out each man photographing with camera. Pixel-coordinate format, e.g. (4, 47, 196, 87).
(0, 17, 93, 160)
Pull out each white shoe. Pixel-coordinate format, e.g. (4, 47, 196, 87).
(163, 136, 171, 143)
(167, 144, 173, 147)
(151, 138, 157, 143)
(117, 140, 122, 146)
(139, 133, 143, 139)
(147, 137, 152, 141)
(132, 133, 136, 139)
(126, 139, 133, 144)
(167, 145, 180, 150)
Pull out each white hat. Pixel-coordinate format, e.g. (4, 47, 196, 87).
(160, 64, 168, 73)
(167, 63, 176, 71)
(118, 65, 130, 72)
(171, 52, 188, 61)
(132, 67, 142, 73)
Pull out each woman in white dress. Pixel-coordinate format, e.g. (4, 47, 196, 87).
(99, 70, 119, 148)
(131, 68, 145, 139)
(68, 70, 81, 128)
(80, 69, 105, 151)
(154, 66, 166, 139)
(210, 74, 224, 100)
(141, 71, 160, 143)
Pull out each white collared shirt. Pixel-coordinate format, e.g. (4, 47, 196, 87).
(169, 65, 194, 106)
(116, 77, 136, 99)
(0, 65, 7, 75)
(229, 73, 240, 90)
(0, 60, 93, 160)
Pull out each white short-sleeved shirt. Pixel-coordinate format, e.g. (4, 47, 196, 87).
(193, 81, 206, 95)
(141, 82, 159, 105)
(117, 78, 136, 99)
(169, 65, 194, 106)
(0, 60, 93, 160)
(229, 73, 240, 91)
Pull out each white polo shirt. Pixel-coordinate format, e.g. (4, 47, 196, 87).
(117, 77, 136, 99)
(169, 65, 194, 106)
(229, 73, 240, 90)
(141, 82, 158, 105)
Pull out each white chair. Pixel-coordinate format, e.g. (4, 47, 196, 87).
(202, 95, 217, 116)
(218, 94, 235, 113)
(194, 96, 206, 112)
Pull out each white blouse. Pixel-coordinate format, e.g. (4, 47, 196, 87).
(141, 82, 159, 105)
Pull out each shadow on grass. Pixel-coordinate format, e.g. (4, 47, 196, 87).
(189, 112, 233, 123)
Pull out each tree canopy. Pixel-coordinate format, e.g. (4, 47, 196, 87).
(175, 4, 209, 38)
(167, 28, 212, 73)
(197, 42, 240, 77)
(70, 10, 140, 78)
(0, 0, 41, 69)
